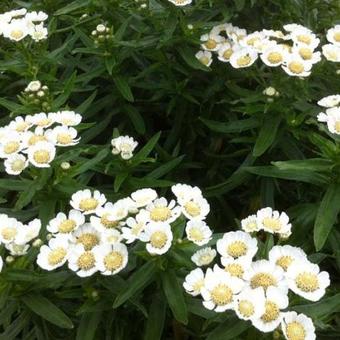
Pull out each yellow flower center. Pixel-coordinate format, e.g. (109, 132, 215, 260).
(276, 256, 293, 271)
(76, 233, 100, 250)
(150, 231, 168, 249)
(286, 321, 306, 340)
(238, 300, 255, 317)
(15, 122, 29, 132)
(77, 251, 95, 270)
(104, 251, 124, 271)
(297, 34, 311, 45)
(246, 37, 259, 46)
(61, 118, 73, 125)
(261, 301, 280, 323)
(204, 39, 217, 50)
(236, 55, 252, 67)
(11, 159, 25, 172)
(288, 61, 304, 74)
(267, 52, 283, 64)
(199, 254, 214, 265)
(299, 47, 312, 60)
(150, 206, 171, 222)
(131, 223, 144, 236)
(295, 272, 319, 292)
(101, 214, 119, 228)
(199, 56, 210, 65)
(184, 201, 201, 217)
(48, 247, 67, 265)
(56, 133, 73, 145)
(211, 284, 233, 306)
(251, 273, 277, 290)
(28, 135, 47, 145)
(188, 227, 204, 242)
(335, 121, 340, 133)
(334, 32, 340, 42)
(227, 241, 248, 258)
(223, 48, 233, 60)
(262, 217, 282, 231)
(225, 263, 244, 278)
(1, 227, 17, 240)
(192, 279, 204, 292)
(58, 219, 76, 233)
(36, 118, 51, 127)
(79, 198, 98, 211)
(4, 141, 20, 154)
(10, 29, 24, 40)
(33, 150, 50, 164)
(246, 221, 257, 231)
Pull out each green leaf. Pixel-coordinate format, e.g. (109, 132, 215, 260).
(161, 270, 188, 325)
(0, 179, 31, 191)
(124, 105, 145, 134)
(76, 312, 102, 340)
(314, 183, 340, 251)
(200, 117, 260, 133)
(113, 76, 134, 102)
(132, 132, 161, 165)
(253, 115, 281, 157)
(54, 0, 91, 15)
(76, 91, 98, 115)
(113, 261, 156, 308)
(52, 72, 77, 109)
(206, 318, 250, 340)
(21, 294, 74, 329)
(147, 155, 185, 179)
(143, 295, 166, 340)
(177, 46, 210, 71)
(114, 172, 129, 192)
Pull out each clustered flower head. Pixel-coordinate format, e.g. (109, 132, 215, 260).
(0, 214, 41, 271)
(183, 208, 330, 339)
(317, 94, 340, 135)
(91, 23, 113, 46)
(0, 111, 82, 175)
(0, 8, 48, 42)
(111, 135, 138, 160)
(22, 80, 50, 110)
(322, 25, 340, 62)
(37, 184, 212, 276)
(196, 23, 327, 77)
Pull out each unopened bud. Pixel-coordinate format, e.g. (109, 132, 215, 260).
(61, 162, 71, 170)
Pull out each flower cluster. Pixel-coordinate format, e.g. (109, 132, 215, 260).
(0, 214, 41, 270)
(91, 23, 113, 46)
(111, 136, 138, 160)
(322, 25, 340, 62)
(0, 8, 48, 42)
(0, 111, 82, 175)
(184, 227, 330, 338)
(37, 184, 212, 276)
(317, 94, 340, 134)
(21, 80, 50, 110)
(196, 23, 324, 77)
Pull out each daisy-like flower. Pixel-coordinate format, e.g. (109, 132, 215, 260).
(2, 18, 31, 41)
(139, 222, 173, 255)
(283, 24, 311, 33)
(171, 183, 202, 204)
(201, 266, 244, 312)
(317, 107, 340, 134)
(7, 116, 31, 132)
(52, 111, 82, 126)
(256, 207, 292, 235)
(220, 257, 251, 279)
(47, 210, 85, 235)
(183, 268, 205, 296)
(191, 247, 217, 267)
(25, 80, 41, 92)
(322, 44, 340, 62)
(217, 42, 236, 62)
(239, 31, 266, 49)
(0, 215, 22, 244)
(233, 287, 266, 321)
(281, 312, 316, 340)
(286, 261, 330, 301)
(216, 231, 258, 261)
(4, 154, 28, 175)
(241, 214, 259, 233)
(15, 219, 41, 245)
(260, 45, 288, 67)
(31, 23, 48, 41)
(72, 223, 101, 251)
(26, 112, 55, 129)
(45, 126, 80, 146)
(68, 244, 98, 277)
(268, 245, 307, 272)
(167, 0, 192, 6)
(290, 29, 319, 49)
(185, 220, 212, 246)
(292, 45, 321, 64)
(229, 47, 258, 68)
(0, 131, 23, 158)
(252, 287, 289, 333)
(145, 197, 180, 224)
(25, 11, 48, 22)
(200, 33, 224, 51)
(195, 50, 213, 67)
(27, 141, 56, 168)
(121, 210, 149, 244)
(326, 25, 340, 46)
(93, 243, 128, 275)
(180, 195, 210, 220)
(282, 54, 313, 77)
(70, 189, 107, 215)
(130, 188, 158, 208)
(37, 235, 70, 270)
(317, 95, 340, 108)
(244, 260, 288, 294)
(111, 136, 138, 160)
(22, 129, 48, 147)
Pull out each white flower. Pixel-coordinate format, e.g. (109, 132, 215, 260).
(282, 54, 313, 77)
(0, 131, 23, 158)
(93, 243, 128, 275)
(139, 222, 173, 255)
(37, 235, 70, 270)
(15, 218, 41, 245)
(90, 202, 125, 232)
(268, 245, 307, 272)
(25, 11, 48, 22)
(25, 80, 41, 92)
(47, 210, 85, 235)
(101, 229, 123, 245)
(27, 141, 56, 168)
(130, 188, 158, 208)
(70, 189, 107, 215)
(68, 244, 98, 277)
(180, 196, 210, 220)
(292, 45, 321, 64)
(30, 23, 48, 41)
(233, 287, 266, 321)
(252, 287, 289, 333)
(8, 9, 28, 19)
(72, 223, 102, 251)
(0, 215, 22, 244)
(216, 231, 258, 261)
(2, 18, 31, 41)
(22, 129, 48, 147)
(45, 126, 80, 146)
(290, 29, 319, 49)
(6, 243, 30, 256)
(286, 261, 330, 301)
(281, 311, 316, 340)
(4, 154, 28, 175)
(52, 111, 82, 126)
(322, 44, 340, 62)
(111, 136, 138, 160)
(244, 260, 288, 294)
(229, 48, 258, 68)
(8, 116, 31, 132)
(115, 197, 138, 214)
(191, 247, 216, 266)
(96, 24, 106, 33)
(260, 45, 288, 67)
(256, 207, 292, 235)
(220, 257, 251, 279)
(185, 220, 212, 246)
(283, 24, 311, 33)
(145, 197, 180, 223)
(201, 266, 244, 312)
(317, 95, 340, 108)
(217, 42, 236, 62)
(121, 210, 149, 244)
(326, 25, 340, 46)
(195, 50, 213, 67)
(200, 33, 224, 51)
(241, 214, 260, 233)
(26, 112, 55, 129)
(168, 0, 192, 6)
(171, 183, 202, 205)
(317, 107, 340, 134)
(183, 268, 205, 296)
